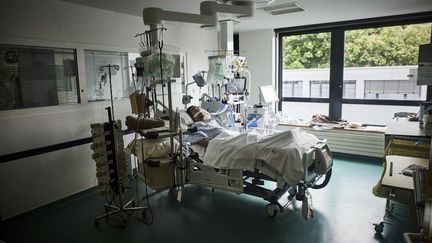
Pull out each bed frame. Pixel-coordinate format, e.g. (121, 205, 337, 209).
(186, 143, 333, 217)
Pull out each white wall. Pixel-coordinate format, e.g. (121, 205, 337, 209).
(0, 0, 217, 219)
(239, 30, 276, 105)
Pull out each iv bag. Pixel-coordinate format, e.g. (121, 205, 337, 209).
(207, 56, 227, 84)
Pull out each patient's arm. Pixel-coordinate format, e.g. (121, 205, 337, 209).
(185, 121, 223, 147)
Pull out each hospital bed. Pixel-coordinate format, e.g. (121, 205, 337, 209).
(130, 109, 333, 218)
(183, 128, 333, 217)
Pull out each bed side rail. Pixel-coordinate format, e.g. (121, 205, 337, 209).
(314, 143, 333, 174)
(303, 142, 333, 184)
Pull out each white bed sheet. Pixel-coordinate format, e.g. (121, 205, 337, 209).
(201, 128, 319, 186)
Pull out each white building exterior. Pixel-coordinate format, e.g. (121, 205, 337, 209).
(282, 66, 425, 100)
(281, 66, 424, 125)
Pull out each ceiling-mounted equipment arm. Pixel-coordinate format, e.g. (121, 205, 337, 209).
(200, 1, 254, 19)
(142, 0, 254, 29)
(143, 7, 216, 28)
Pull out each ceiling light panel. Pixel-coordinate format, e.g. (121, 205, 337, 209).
(259, 2, 306, 15)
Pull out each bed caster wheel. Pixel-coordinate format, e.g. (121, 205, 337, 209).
(373, 222, 384, 234)
(141, 211, 147, 219)
(266, 203, 278, 218)
(94, 219, 99, 226)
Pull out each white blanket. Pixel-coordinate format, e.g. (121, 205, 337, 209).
(202, 132, 258, 171)
(202, 128, 319, 186)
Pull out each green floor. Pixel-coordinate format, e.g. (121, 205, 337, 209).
(2, 156, 419, 243)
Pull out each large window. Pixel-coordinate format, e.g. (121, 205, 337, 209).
(344, 24, 429, 101)
(342, 23, 430, 124)
(85, 50, 137, 102)
(277, 13, 432, 125)
(279, 32, 331, 121)
(281, 32, 331, 99)
(0, 45, 78, 110)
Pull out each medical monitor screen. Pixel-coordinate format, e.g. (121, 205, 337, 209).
(226, 78, 247, 93)
(259, 85, 279, 103)
(142, 53, 181, 79)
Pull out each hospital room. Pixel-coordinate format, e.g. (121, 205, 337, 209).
(1, 0, 432, 242)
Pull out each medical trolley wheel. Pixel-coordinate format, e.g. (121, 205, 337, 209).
(94, 219, 100, 226)
(266, 203, 278, 218)
(373, 222, 384, 234)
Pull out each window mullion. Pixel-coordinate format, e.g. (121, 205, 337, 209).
(329, 30, 345, 118)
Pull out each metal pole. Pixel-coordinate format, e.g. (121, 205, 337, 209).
(153, 87, 157, 113)
(169, 82, 174, 129)
(167, 77, 178, 191)
(108, 65, 115, 120)
(160, 54, 166, 113)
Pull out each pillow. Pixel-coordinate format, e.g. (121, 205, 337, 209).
(179, 110, 194, 128)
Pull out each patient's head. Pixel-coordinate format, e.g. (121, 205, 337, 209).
(187, 105, 210, 122)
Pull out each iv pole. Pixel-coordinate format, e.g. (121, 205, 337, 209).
(93, 64, 148, 227)
(99, 64, 119, 121)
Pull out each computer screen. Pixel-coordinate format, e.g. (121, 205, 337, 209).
(226, 78, 247, 93)
(259, 85, 279, 103)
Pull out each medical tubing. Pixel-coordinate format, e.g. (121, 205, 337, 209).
(140, 138, 154, 225)
(157, 28, 177, 190)
(176, 125, 187, 171)
(105, 191, 123, 228)
(103, 184, 130, 228)
(130, 66, 137, 91)
(131, 87, 141, 207)
(126, 75, 153, 225)
(137, 79, 154, 225)
(133, 155, 139, 208)
(312, 168, 332, 189)
(145, 87, 151, 118)
(152, 87, 157, 114)
(159, 29, 166, 112)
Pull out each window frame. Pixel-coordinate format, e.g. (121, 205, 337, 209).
(276, 11, 432, 117)
(282, 80, 303, 97)
(84, 49, 132, 102)
(0, 44, 80, 111)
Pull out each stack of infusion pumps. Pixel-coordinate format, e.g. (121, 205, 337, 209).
(90, 120, 129, 195)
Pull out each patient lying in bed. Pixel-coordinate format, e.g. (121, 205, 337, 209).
(184, 105, 323, 185)
(184, 105, 235, 147)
